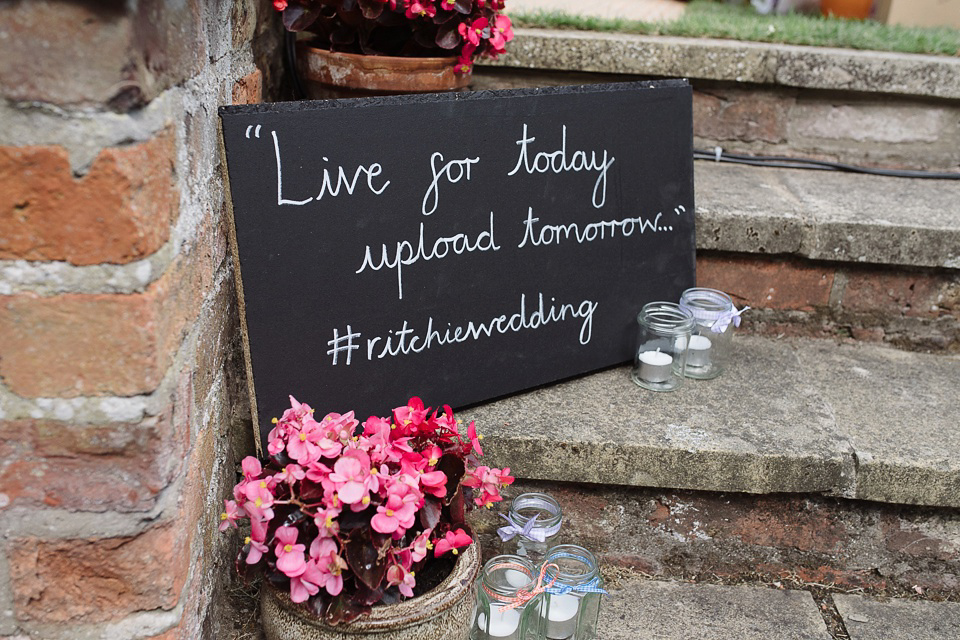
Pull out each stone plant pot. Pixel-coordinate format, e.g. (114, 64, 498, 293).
(296, 42, 471, 99)
(261, 542, 480, 640)
(820, 0, 874, 19)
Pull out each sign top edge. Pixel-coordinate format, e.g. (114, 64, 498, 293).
(218, 78, 691, 118)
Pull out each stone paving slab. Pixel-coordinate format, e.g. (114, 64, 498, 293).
(835, 594, 960, 640)
(695, 162, 960, 269)
(600, 578, 831, 639)
(797, 341, 960, 507)
(462, 336, 960, 507)
(480, 29, 960, 100)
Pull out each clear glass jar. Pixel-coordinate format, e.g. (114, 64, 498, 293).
(527, 545, 605, 640)
(631, 302, 694, 392)
(472, 555, 542, 640)
(498, 493, 563, 566)
(679, 288, 744, 380)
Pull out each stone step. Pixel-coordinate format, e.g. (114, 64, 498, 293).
(598, 577, 960, 640)
(475, 28, 960, 171)
(462, 335, 960, 508)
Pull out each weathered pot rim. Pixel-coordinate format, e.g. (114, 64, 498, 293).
(296, 41, 462, 68)
(263, 542, 480, 632)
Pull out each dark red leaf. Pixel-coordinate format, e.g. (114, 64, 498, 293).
(326, 593, 371, 625)
(437, 454, 465, 505)
(446, 485, 466, 526)
(454, 0, 473, 13)
(419, 496, 443, 529)
(344, 528, 388, 591)
(435, 23, 461, 49)
(283, 5, 323, 31)
(357, 0, 385, 19)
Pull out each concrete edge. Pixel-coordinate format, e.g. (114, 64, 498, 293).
(480, 29, 960, 100)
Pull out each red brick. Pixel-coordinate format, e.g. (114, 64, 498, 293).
(839, 268, 954, 318)
(0, 1, 204, 109)
(0, 250, 210, 398)
(0, 130, 177, 265)
(0, 412, 186, 512)
(9, 523, 190, 624)
(693, 87, 791, 144)
(232, 69, 263, 105)
(697, 254, 834, 311)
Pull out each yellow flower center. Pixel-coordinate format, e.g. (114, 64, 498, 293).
(260, 481, 267, 488)
(453, 548, 459, 555)
(362, 495, 370, 505)
(255, 498, 262, 507)
(272, 417, 278, 424)
(428, 457, 438, 466)
(426, 541, 434, 550)
(220, 513, 228, 521)
(325, 516, 334, 528)
(284, 544, 293, 553)
(386, 509, 395, 517)
(245, 536, 251, 544)
(299, 433, 306, 442)
(371, 468, 378, 475)
(333, 494, 340, 507)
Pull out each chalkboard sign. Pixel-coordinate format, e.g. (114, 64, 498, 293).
(219, 81, 695, 449)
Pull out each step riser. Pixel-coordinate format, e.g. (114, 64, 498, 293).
(476, 480, 960, 598)
(698, 252, 960, 352)
(473, 68, 960, 171)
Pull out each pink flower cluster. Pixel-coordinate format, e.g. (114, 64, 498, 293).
(221, 396, 513, 607)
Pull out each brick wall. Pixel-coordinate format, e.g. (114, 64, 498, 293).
(0, 1, 281, 638)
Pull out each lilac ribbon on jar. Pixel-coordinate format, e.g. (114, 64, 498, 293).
(497, 513, 562, 543)
(679, 298, 750, 334)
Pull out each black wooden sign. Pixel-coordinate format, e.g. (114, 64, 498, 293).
(220, 81, 695, 449)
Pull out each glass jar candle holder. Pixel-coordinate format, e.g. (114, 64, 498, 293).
(498, 493, 563, 566)
(679, 288, 747, 380)
(631, 302, 694, 392)
(472, 555, 542, 640)
(527, 545, 606, 640)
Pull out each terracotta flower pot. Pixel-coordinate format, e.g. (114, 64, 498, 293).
(260, 542, 480, 640)
(821, 0, 874, 19)
(296, 42, 472, 99)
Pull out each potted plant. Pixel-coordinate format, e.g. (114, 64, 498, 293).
(220, 395, 514, 639)
(272, 0, 515, 97)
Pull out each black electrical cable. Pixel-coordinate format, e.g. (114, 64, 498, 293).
(694, 148, 960, 180)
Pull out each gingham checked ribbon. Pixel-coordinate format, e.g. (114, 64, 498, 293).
(543, 551, 609, 597)
(487, 562, 559, 613)
(497, 513, 558, 543)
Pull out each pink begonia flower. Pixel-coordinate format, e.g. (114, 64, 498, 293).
(242, 480, 275, 521)
(434, 528, 473, 557)
(466, 420, 483, 456)
(410, 529, 433, 563)
(371, 492, 418, 536)
(274, 526, 307, 577)
(273, 0, 287, 11)
(311, 537, 347, 596)
(488, 14, 513, 52)
(463, 465, 514, 508)
(387, 561, 417, 598)
(218, 499, 244, 531)
(440, 0, 456, 9)
(314, 506, 342, 538)
(245, 517, 269, 564)
(418, 468, 448, 499)
(393, 397, 428, 429)
(286, 420, 324, 465)
(422, 444, 443, 468)
(458, 17, 489, 47)
(405, 0, 436, 19)
(245, 520, 270, 564)
(241, 456, 263, 480)
(274, 464, 305, 485)
(289, 560, 325, 603)
(327, 448, 373, 505)
(304, 460, 332, 484)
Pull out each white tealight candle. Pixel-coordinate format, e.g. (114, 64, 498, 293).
(505, 569, 530, 588)
(482, 606, 521, 638)
(638, 348, 673, 383)
(542, 594, 580, 639)
(687, 335, 712, 368)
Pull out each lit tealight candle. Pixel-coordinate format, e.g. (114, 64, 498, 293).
(638, 348, 673, 383)
(687, 335, 712, 368)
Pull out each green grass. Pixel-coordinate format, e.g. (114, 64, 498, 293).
(510, 0, 960, 56)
